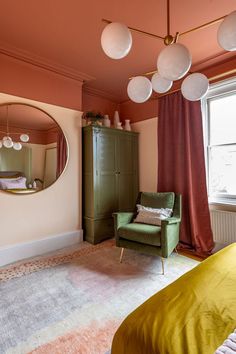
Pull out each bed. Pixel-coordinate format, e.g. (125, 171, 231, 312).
(0, 171, 36, 193)
(111, 243, 236, 354)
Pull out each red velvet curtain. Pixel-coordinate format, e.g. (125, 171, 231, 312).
(57, 131, 67, 178)
(158, 91, 214, 255)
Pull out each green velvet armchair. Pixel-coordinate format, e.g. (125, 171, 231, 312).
(113, 192, 182, 274)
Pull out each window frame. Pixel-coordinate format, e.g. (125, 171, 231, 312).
(201, 76, 236, 206)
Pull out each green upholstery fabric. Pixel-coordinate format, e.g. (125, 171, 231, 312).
(118, 223, 161, 246)
(140, 192, 175, 210)
(113, 193, 182, 259)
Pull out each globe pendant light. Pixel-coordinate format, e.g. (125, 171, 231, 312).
(101, 0, 235, 102)
(157, 43, 192, 81)
(181, 73, 209, 101)
(151, 73, 173, 93)
(20, 134, 29, 142)
(101, 22, 132, 59)
(3, 137, 13, 148)
(0, 105, 29, 150)
(13, 142, 22, 151)
(217, 11, 236, 51)
(127, 76, 152, 103)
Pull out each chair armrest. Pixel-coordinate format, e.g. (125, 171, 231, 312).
(112, 212, 134, 230)
(161, 217, 181, 226)
(161, 217, 181, 258)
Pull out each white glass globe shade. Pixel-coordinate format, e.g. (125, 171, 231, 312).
(101, 22, 132, 59)
(20, 134, 29, 142)
(13, 142, 22, 151)
(181, 73, 209, 101)
(157, 43, 192, 81)
(3, 137, 14, 148)
(0, 141, 2, 148)
(3, 136, 12, 141)
(217, 11, 236, 51)
(127, 76, 152, 103)
(151, 73, 173, 93)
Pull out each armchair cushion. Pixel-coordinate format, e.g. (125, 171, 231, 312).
(134, 204, 173, 226)
(118, 223, 161, 247)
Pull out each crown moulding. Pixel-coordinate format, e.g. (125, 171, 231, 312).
(82, 85, 121, 103)
(191, 50, 236, 72)
(0, 41, 95, 84)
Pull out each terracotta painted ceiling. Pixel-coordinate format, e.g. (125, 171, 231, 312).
(0, 0, 235, 102)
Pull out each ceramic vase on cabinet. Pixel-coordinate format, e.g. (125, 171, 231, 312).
(117, 122, 123, 130)
(103, 114, 111, 127)
(113, 110, 120, 128)
(124, 119, 131, 131)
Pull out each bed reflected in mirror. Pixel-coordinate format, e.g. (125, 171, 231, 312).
(0, 103, 68, 194)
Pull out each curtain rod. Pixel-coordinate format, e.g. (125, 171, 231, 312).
(155, 68, 236, 99)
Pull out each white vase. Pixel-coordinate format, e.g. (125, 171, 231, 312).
(124, 119, 131, 131)
(113, 110, 120, 128)
(103, 114, 111, 127)
(117, 122, 123, 130)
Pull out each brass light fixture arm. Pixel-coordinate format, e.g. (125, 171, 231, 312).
(102, 19, 165, 40)
(102, 9, 227, 44)
(179, 15, 226, 37)
(103, 0, 229, 81)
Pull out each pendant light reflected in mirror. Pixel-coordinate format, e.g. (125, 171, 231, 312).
(0, 103, 68, 194)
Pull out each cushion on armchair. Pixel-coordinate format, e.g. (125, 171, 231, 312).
(134, 204, 172, 226)
(118, 223, 161, 247)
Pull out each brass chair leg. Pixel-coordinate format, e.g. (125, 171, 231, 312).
(119, 248, 124, 263)
(161, 257, 165, 275)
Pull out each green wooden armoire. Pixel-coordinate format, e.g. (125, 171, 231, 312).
(82, 125, 139, 244)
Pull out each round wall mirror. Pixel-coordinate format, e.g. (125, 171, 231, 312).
(0, 103, 68, 194)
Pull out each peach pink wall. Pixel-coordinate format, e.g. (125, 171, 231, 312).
(0, 53, 83, 110)
(0, 92, 82, 248)
(131, 118, 158, 192)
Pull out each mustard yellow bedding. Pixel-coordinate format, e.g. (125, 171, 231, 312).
(112, 243, 236, 354)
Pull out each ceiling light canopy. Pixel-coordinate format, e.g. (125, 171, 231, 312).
(101, 1, 236, 102)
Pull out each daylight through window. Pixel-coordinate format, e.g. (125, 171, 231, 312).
(202, 78, 236, 205)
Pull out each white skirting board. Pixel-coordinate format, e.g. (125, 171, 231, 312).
(0, 230, 83, 267)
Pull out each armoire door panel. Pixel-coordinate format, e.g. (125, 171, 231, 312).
(95, 130, 118, 217)
(118, 135, 134, 174)
(96, 173, 118, 216)
(96, 132, 117, 172)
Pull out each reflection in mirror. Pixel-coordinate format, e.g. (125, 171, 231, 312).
(0, 103, 68, 194)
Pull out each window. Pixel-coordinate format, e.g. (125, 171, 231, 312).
(202, 77, 236, 205)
